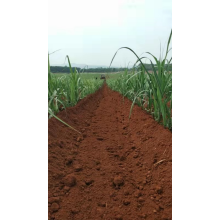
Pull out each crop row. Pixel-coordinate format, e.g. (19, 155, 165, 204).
(48, 55, 103, 119)
(107, 31, 172, 130)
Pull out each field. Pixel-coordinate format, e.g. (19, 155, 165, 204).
(48, 32, 172, 219)
(52, 72, 123, 80)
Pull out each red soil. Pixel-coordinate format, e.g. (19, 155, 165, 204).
(48, 83, 172, 220)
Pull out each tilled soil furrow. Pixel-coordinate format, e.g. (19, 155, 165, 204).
(48, 83, 172, 220)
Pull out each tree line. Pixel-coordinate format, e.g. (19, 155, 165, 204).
(138, 63, 172, 71)
(50, 66, 127, 73)
(50, 63, 172, 73)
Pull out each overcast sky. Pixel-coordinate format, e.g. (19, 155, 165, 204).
(48, 0, 172, 67)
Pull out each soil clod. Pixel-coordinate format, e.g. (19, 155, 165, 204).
(50, 203, 59, 212)
(74, 164, 83, 172)
(113, 175, 124, 188)
(63, 174, 76, 187)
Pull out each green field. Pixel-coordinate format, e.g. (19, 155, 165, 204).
(49, 31, 172, 129)
(52, 72, 123, 80)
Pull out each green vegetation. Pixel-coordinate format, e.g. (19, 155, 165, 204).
(48, 31, 172, 130)
(52, 72, 122, 81)
(50, 66, 127, 73)
(137, 63, 172, 71)
(107, 30, 172, 130)
(50, 64, 171, 74)
(48, 55, 103, 119)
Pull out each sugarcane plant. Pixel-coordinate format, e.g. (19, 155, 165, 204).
(108, 30, 172, 129)
(48, 54, 81, 133)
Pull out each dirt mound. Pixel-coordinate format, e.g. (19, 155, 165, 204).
(48, 83, 172, 220)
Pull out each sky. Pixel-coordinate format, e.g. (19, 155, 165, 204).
(48, 0, 172, 67)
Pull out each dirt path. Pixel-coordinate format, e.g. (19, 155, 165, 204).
(48, 83, 172, 220)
